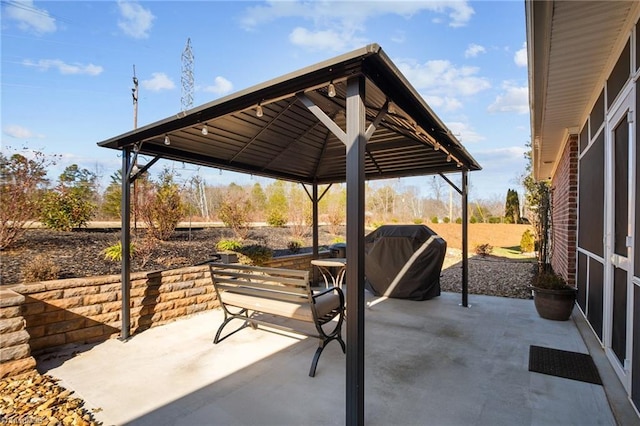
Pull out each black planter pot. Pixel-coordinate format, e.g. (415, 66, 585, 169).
(531, 286, 577, 321)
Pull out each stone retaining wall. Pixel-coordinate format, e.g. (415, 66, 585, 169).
(0, 289, 36, 378)
(0, 252, 328, 378)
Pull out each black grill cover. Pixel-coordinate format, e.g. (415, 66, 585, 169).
(364, 225, 446, 300)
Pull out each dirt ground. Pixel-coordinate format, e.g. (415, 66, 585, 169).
(0, 222, 532, 286)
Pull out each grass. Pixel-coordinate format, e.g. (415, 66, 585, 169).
(491, 246, 536, 261)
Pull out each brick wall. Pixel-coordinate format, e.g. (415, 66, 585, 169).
(0, 251, 327, 378)
(551, 134, 579, 286)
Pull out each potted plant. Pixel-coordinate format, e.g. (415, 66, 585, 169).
(530, 271, 577, 321)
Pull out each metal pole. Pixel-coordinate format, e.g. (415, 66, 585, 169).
(120, 148, 132, 339)
(461, 169, 469, 307)
(345, 76, 366, 426)
(312, 183, 319, 285)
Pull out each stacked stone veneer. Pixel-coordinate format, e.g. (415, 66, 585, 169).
(0, 251, 327, 378)
(1, 289, 36, 378)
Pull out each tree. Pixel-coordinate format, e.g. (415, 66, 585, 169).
(39, 164, 97, 231)
(504, 188, 521, 224)
(101, 170, 122, 219)
(217, 183, 251, 239)
(135, 168, 185, 240)
(520, 142, 552, 272)
(266, 180, 288, 226)
(287, 183, 311, 239)
(250, 182, 267, 221)
(0, 150, 53, 249)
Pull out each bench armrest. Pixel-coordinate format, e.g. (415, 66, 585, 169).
(312, 286, 345, 307)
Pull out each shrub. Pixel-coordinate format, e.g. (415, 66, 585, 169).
(455, 217, 462, 224)
(531, 271, 568, 290)
(443, 217, 450, 223)
(331, 237, 346, 244)
(287, 240, 303, 254)
(470, 216, 478, 224)
(216, 239, 243, 252)
(520, 229, 535, 253)
(266, 210, 287, 227)
(217, 188, 251, 240)
(39, 189, 95, 231)
(371, 221, 384, 229)
(474, 243, 493, 257)
(236, 244, 273, 266)
(430, 216, 439, 224)
(21, 255, 60, 282)
(412, 218, 423, 224)
(103, 241, 135, 262)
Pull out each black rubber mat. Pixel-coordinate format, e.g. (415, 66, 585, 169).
(528, 345, 602, 385)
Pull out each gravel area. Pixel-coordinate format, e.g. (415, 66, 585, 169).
(440, 248, 536, 300)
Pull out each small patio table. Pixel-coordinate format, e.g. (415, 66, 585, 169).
(311, 258, 347, 289)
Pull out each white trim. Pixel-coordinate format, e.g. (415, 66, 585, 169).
(604, 88, 635, 393)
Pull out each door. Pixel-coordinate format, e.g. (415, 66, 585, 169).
(605, 89, 635, 392)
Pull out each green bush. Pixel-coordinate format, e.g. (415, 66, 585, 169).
(520, 229, 535, 253)
(455, 217, 462, 224)
(412, 218, 423, 224)
(39, 190, 95, 231)
(267, 210, 287, 227)
(470, 216, 478, 224)
(216, 239, 243, 252)
(331, 236, 346, 244)
(236, 244, 273, 266)
(430, 216, 439, 224)
(443, 217, 450, 223)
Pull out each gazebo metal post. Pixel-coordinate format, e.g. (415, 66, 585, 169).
(461, 169, 469, 307)
(120, 147, 132, 340)
(312, 183, 319, 284)
(345, 75, 366, 426)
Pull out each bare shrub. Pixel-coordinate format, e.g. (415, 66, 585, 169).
(21, 255, 60, 282)
(1, 150, 55, 250)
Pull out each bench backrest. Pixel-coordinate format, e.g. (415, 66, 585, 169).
(209, 263, 311, 305)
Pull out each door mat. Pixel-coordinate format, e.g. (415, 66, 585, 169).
(528, 345, 602, 385)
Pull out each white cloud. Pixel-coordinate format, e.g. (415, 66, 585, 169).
(397, 59, 491, 98)
(117, 0, 155, 39)
(445, 121, 485, 143)
(203, 76, 234, 96)
(424, 95, 463, 112)
(289, 27, 365, 52)
(22, 59, 103, 76)
(488, 83, 529, 114)
(464, 43, 486, 58)
(240, 1, 474, 50)
(4, 0, 56, 34)
(141, 73, 175, 91)
(514, 42, 527, 67)
(3, 124, 41, 139)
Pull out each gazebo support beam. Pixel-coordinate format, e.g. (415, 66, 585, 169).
(120, 148, 132, 340)
(345, 75, 366, 426)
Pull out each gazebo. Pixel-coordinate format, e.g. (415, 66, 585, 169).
(98, 43, 481, 426)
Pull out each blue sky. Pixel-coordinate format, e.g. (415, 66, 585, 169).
(1, 0, 530, 200)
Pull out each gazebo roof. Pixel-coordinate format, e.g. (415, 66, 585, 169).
(98, 44, 480, 183)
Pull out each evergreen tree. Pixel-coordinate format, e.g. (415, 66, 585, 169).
(504, 188, 521, 224)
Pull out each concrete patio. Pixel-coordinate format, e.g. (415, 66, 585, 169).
(36, 291, 636, 425)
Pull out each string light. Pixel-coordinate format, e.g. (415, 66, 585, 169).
(328, 82, 336, 98)
(256, 104, 263, 117)
(164, 135, 171, 145)
(446, 154, 452, 162)
(434, 142, 440, 151)
(201, 124, 208, 135)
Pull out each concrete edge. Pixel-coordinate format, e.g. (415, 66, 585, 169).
(573, 310, 640, 425)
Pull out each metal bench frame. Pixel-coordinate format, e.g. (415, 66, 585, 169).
(209, 263, 345, 377)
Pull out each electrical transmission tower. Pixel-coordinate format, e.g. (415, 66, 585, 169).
(181, 38, 194, 113)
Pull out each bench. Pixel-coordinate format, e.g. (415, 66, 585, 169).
(208, 263, 346, 377)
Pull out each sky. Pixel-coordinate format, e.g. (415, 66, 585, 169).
(1, 0, 530, 201)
